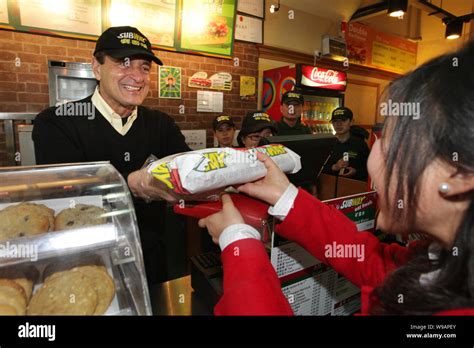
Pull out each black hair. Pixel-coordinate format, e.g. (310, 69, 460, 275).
(94, 51, 107, 64)
(370, 39, 474, 314)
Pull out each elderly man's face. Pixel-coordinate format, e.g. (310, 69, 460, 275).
(93, 55, 151, 115)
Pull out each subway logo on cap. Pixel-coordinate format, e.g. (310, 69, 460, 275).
(217, 115, 231, 122)
(117, 32, 148, 49)
(333, 110, 346, 116)
(286, 93, 301, 99)
(253, 112, 271, 121)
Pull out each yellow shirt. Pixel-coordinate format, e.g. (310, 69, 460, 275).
(91, 87, 137, 136)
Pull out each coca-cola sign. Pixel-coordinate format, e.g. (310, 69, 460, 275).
(300, 65, 347, 91)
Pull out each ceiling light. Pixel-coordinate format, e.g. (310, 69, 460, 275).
(445, 19, 463, 40)
(270, 1, 280, 14)
(388, 0, 408, 17)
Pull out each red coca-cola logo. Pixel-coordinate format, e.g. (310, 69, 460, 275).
(309, 67, 339, 84)
(301, 65, 346, 91)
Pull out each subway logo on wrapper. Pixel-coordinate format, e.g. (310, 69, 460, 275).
(150, 162, 174, 189)
(194, 152, 228, 172)
(147, 145, 301, 195)
(258, 144, 287, 157)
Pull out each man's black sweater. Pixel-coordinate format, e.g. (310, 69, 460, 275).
(32, 96, 190, 285)
(33, 96, 190, 178)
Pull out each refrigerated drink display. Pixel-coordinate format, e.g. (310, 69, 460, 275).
(302, 95, 340, 134)
(262, 64, 346, 135)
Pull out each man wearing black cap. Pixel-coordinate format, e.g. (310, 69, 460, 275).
(212, 115, 236, 147)
(33, 26, 191, 286)
(237, 111, 277, 148)
(322, 107, 370, 181)
(276, 91, 312, 136)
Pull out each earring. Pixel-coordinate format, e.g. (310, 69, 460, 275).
(438, 183, 450, 194)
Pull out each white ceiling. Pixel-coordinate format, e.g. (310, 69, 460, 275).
(279, 0, 364, 21)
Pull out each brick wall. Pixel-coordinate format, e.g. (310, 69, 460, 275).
(0, 30, 259, 166)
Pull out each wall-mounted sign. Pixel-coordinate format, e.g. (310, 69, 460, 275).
(188, 72, 232, 91)
(346, 21, 417, 74)
(197, 91, 224, 112)
(159, 66, 181, 99)
(240, 75, 256, 97)
(179, 0, 236, 57)
(297, 65, 347, 91)
(235, 14, 262, 44)
(109, 0, 176, 47)
(3, 0, 236, 59)
(0, 0, 9, 24)
(18, 0, 102, 37)
(237, 0, 264, 18)
(181, 130, 207, 150)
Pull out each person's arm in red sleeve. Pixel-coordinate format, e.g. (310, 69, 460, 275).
(274, 186, 413, 289)
(214, 236, 293, 316)
(237, 152, 414, 291)
(198, 196, 293, 316)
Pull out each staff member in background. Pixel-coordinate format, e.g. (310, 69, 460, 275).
(322, 107, 370, 181)
(237, 111, 277, 148)
(276, 91, 312, 136)
(212, 115, 236, 147)
(33, 26, 190, 287)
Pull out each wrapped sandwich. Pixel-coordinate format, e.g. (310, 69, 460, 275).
(147, 144, 301, 197)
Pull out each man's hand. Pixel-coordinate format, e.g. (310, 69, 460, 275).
(332, 158, 349, 172)
(198, 194, 244, 244)
(339, 167, 356, 177)
(237, 151, 290, 206)
(127, 168, 180, 203)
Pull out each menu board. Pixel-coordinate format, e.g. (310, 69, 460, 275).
(18, 0, 102, 36)
(108, 0, 176, 47)
(4, 0, 237, 59)
(179, 0, 236, 57)
(347, 21, 417, 74)
(270, 191, 377, 315)
(0, 0, 8, 24)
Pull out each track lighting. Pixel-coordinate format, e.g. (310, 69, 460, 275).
(388, 0, 408, 17)
(445, 19, 463, 40)
(270, 1, 280, 14)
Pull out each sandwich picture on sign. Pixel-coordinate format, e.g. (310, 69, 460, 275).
(159, 66, 181, 99)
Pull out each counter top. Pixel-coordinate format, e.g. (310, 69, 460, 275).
(149, 275, 213, 316)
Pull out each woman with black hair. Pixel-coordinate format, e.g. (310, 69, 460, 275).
(198, 39, 474, 315)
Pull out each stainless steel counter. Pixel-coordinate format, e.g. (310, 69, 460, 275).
(149, 275, 213, 316)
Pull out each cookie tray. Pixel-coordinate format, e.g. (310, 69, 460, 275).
(0, 223, 118, 267)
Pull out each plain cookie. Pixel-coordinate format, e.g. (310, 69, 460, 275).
(27, 271, 97, 315)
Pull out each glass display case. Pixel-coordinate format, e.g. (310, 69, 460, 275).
(0, 162, 152, 315)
